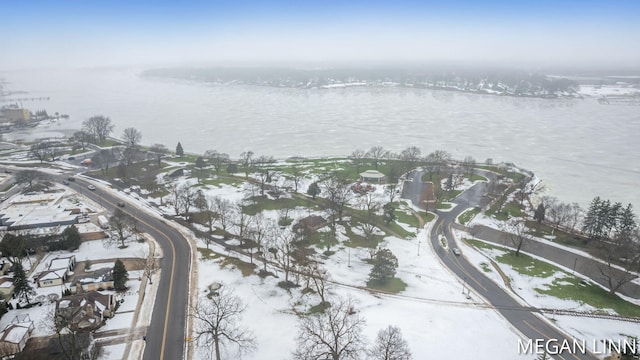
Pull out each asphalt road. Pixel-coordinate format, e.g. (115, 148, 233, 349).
(403, 170, 598, 360)
(64, 176, 190, 360)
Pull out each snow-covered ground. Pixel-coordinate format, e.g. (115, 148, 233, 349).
(194, 224, 535, 359)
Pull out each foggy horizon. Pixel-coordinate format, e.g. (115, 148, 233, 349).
(2, 1, 639, 71)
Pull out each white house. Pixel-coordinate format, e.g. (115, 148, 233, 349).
(0, 315, 34, 357)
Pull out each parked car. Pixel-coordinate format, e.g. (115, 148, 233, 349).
(68, 156, 75, 160)
(117, 202, 125, 207)
(452, 248, 461, 256)
(0, 196, 7, 202)
(87, 185, 96, 191)
(67, 177, 75, 181)
(63, 180, 70, 185)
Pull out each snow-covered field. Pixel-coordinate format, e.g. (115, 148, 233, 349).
(193, 225, 535, 359)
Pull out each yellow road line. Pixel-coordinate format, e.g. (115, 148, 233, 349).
(99, 193, 177, 360)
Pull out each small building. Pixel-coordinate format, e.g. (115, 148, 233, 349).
(56, 291, 116, 332)
(71, 268, 114, 293)
(293, 215, 327, 234)
(36, 255, 76, 288)
(0, 107, 31, 125)
(0, 316, 34, 358)
(359, 170, 386, 183)
(0, 277, 14, 300)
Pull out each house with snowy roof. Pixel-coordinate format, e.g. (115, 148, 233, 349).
(36, 255, 76, 288)
(0, 315, 34, 358)
(71, 268, 114, 293)
(55, 291, 115, 332)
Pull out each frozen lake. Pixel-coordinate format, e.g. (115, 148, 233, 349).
(2, 67, 639, 208)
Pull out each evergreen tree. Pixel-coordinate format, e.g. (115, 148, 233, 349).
(369, 248, 399, 284)
(383, 203, 396, 224)
(582, 197, 602, 239)
(113, 259, 129, 291)
(533, 203, 546, 224)
(13, 263, 35, 304)
(61, 225, 82, 250)
(306, 182, 321, 199)
(176, 142, 184, 157)
(445, 173, 454, 191)
(617, 204, 637, 241)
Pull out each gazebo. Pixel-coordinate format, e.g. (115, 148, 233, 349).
(359, 170, 386, 183)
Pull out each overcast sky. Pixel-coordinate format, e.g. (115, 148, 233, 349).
(2, 0, 639, 70)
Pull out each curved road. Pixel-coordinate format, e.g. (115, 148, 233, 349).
(65, 176, 190, 360)
(403, 170, 598, 360)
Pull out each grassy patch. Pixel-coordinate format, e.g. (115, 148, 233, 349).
(367, 278, 407, 293)
(387, 222, 415, 238)
(392, 203, 420, 228)
(466, 239, 503, 251)
(537, 277, 640, 318)
(436, 202, 452, 210)
(495, 252, 557, 278)
(424, 212, 435, 222)
(0, 183, 15, 192)
(308, 301, 331, 315)
(480, 262, 493, 273)
(197, 247, 256, 277)
(342, 222, 382, 249)
(458, 208, 480, 225)
(468, 174, 488, 182)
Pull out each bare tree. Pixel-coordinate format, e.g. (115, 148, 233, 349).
(503, 218, 530, 256)
(192, 288, 256, 360)
(288, 163, 303, 192)
(14, 169, 50, 191)
(204, 150, 230, 174)
(240, 151, 254, 178)
(199, 195, 219, 240)
(137, 248, 158, 285)
(596, 232, 640, 294)
(109, 208, 134, 247)
(248, 214, 274, 265)
(122, 127, 142, 148)
(358, 192, 381, 243)
(461, 155, 476, 177)
(303, 261, 330, 305)
(214, 196, 235, 239)
(272, 228, 296, 283)
(350, 149, 367, 174)
(29, 141, 53, 163)
(368, 325, 412, 360)
(180, 185, 200, 220)
(399, 146, 421, 175)
(367, 146, 389, 170)
(149, 143, 168, 166)
(384, 183, 398, 203)
(73, 130, 91, 151)
(293, 296, 367, 360)
(90, 148, 116, 175)
(82, 115, 114, 144)
(424, 149, 451, 180)
(323, 173, 353, 225)
(234, 203, 255, 246)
